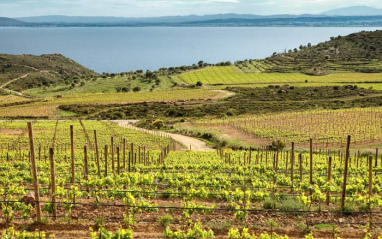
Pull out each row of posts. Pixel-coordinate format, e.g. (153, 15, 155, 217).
(27, 122, 172, 223)
(218, 136, 374, 219)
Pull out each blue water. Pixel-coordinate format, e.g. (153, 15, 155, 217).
(0, 27, 380, 73)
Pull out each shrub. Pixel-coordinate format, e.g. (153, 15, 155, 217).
(94, 216, 105, 229)
(152, 119, 164, 129)
(90, 227, 133, 239)
(159, 215, 173, 227)
(263, 197, 276, 209)
(132, 86, 141, 92)
(279, 198, 306, 215)
(271, 141, 286, 150)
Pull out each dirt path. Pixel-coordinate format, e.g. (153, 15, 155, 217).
(0, 73, 30, 89)
(113, 120, 214, 151)
(0, 73, 30, 96)
(179, 122, 272, 147)
(212, 89, 235, 99)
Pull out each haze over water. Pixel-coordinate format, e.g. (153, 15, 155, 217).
(0, 27, 380, 73)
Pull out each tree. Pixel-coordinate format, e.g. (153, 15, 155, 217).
(132, 86, 141, 92)
(196, 81, 203, 87)
(152, 119, 164, 129)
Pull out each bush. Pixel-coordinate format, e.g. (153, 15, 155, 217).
(271, 141, 286, 150)
(94, 216, 105, 229)
(159, 215, 173, 227)
(226, 109, 235, 116)
(196, 81, 203, 87)
(132, 86, 141, 92)
(152, 119, 164, 129)
(263, 197, 276, 209)
(90, 227, 133, 239)
(279, 198, 306, 215)
(112, 111, 125, 119)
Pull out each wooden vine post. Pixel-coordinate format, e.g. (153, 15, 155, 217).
(130, 143, 134, 165)
(117, 146, 120, 175)
(368, 155, 373, 233)
(84, 146, 89, 180)
(123, 139, 126, 170)
(49, 148, 57, 220)
(104, 145, 108, 177)
(326, 156, 332, 206)
(309, 138, 313, 195)
(94, 130, 101, 177)
(299, 154, 303, 182)
(111, 136, 115, 173)
(375, 148, 378, 168)
(275, 140, 280, 172)
(27, 122, 42, 223)
(128, 152, 131, 173)
(341, 135, 351, 212)
(290, 142, 294, 183)
(369, 155, 373, 197)
(70, 125, 75, 184)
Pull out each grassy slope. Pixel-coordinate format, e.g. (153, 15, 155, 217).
(172, 30, 382, 86)
(0, 54, 97, 92)
(24, 75, 175, 97)
(58, 86, 382, 120)
(0, 89, 219, 118)
(264, 30, 382, 73)
(173, 66, 382, 87)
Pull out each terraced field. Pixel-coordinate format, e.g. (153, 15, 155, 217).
(0, 89, 220, 118)
(172, 66, 382, 88)
(195, 107, 382, 147)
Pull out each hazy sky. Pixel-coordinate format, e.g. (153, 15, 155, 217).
(1, 0, 381, 18)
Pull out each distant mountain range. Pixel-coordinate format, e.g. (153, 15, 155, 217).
(16, 14, 329, 24)
(0, 17, 32, 26)
(0, 6, 381, 27)
(322, 6, 382, 16)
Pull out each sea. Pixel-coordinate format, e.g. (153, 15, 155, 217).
(0, 27, 380, 73)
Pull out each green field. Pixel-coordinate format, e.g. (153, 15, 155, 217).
(195, 107, 382, 146)
(172, 66, 382, 87)
(0, 89, 220, 118)
(23, 75, 176, 97)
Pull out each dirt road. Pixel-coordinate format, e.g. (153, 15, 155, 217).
(0, 73, 30, 96)
(113, 120, 214, 151)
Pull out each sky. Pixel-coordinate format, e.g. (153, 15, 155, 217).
(1, 0, 382, 18)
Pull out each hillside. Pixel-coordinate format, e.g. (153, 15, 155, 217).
(261, 30, 382, 74)
(0, 54, 98, 92)
(9, 15, 382, 27)
(0, 17, 29, 26)
(322, 6, 382, 16)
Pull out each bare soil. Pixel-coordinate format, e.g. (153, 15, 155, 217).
(115, 121, 214, 151)
(1, 196, 380, 238)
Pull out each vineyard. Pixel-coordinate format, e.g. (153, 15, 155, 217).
(0, 95, 33, 106)
(195, 107, 382, 147)
(0, 121, 381, 238)
(1, 30, 382, 238)
(0, 89, 220, 118)
(172, 66, 382, 88)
